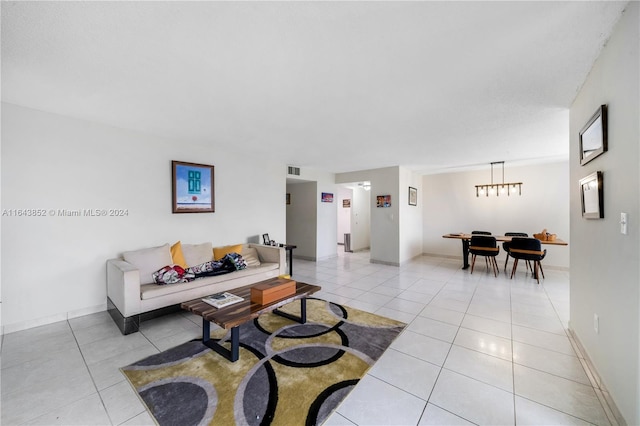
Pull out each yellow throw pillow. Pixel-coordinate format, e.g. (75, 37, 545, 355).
(170, 241, 188, 268)
(213, 244, 243, 260)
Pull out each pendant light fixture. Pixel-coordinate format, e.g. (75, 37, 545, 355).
(475, 161, 522, 197)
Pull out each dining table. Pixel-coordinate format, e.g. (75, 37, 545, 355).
(442, 233, 568, 269)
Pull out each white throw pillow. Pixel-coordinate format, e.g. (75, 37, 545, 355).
(181, 242, 213, 266)
(242, 246, 262, 267)
(123, 244, 173, 285)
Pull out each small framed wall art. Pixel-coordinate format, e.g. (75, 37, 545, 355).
(321, 192, 334, 203)
(408, 187, 417, 206)
(579, 171, 604, 219)
(343, 199, 351, 208)
(172, 161, 214, 213)
(376, 195, 391, 208)
(579, 105, 607, 166)
(286, 193, 291, 205)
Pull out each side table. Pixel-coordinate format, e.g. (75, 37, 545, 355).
(279, 244, 297, 276)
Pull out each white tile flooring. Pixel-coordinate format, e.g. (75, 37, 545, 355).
(0, 250, 618, 425)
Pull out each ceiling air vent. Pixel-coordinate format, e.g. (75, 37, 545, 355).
(287, 166, 301, 176)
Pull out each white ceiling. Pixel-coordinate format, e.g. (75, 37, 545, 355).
(1, 1, 628, 174)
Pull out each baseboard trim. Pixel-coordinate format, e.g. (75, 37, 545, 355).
(293, 254, 316, 261)
(422, 252, 460, 260)
(567, 327, 626, 426)
(370, 259, 400, 267)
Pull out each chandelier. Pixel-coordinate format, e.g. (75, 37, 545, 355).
(475, 161, 522, 197)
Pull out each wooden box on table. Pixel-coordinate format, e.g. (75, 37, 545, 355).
(250, 278, 296, 305)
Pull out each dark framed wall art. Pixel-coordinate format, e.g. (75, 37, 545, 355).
(579, 171, 604, 219)
(579, 104, 607, 166)
(408, 187, 417, 206)
(172, 161, 215, 213)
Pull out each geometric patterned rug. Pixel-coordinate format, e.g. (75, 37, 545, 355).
(121, 298, 406, 426)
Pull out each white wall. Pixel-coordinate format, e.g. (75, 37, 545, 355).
(399, 167, 423, 263)
(369, 167, 400, 265)
(337, 167, 401, 265)
(315, 172, 338, 261)
(337, 186, 352, 244)
(285, 167, 337, 261)
(351, 186, 370, 252)
(286, 181, 317, 260)
(569, 3, 639, 424)
(1, 103, 286, 332)
(422, 162, 570, 268)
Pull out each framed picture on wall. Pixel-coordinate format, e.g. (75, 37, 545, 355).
(321, 192, 334, 203)
(579, 105, 607, 166)
(579, 171, 604, 219)
(376, 195, 391, 208)
(286, 193, 291, 205)
(172, 161, 214, 213)
(343, 199, 351, 208)
(408, 187, 417, 206)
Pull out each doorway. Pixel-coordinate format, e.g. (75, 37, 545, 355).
(337, 182, 371, 253)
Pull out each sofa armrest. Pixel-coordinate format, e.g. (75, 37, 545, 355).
(249, 244, 286, 276)
(107, 258, 142, 317)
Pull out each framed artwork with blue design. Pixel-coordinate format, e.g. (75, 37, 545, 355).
(172, 161, 215, 213)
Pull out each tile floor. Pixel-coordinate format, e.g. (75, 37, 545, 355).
(0, 250, 618, 425)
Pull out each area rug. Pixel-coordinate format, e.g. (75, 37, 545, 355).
(121, 298, 406, 426)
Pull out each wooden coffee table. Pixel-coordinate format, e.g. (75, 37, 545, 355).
(181, 280, 321, 362)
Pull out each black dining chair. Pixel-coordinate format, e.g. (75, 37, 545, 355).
(508, 237, 546, 284)
(503, 232, 529, 271)
(471, 231, 493, 268)
(469, 235, 500, 277)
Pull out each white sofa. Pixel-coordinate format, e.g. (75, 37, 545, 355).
(107, 242, 286, 334)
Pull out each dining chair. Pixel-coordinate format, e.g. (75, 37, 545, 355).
(471, 231, 493, 268)
(508, 237, 546, 284)
(503, 232, 529, 271)
(469, 235, 500, 277)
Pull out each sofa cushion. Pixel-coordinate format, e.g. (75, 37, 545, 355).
(122, 244, 173, 285)
(181, 242, 213, 266)
(241, 246, 261, 267)
(213, 244, 243, 260)
(170, 241, 188, 268)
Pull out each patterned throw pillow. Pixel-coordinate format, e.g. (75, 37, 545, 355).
(187, 259, 225, 275)
(223, 253, 247, 270)
(152, 265, 195, 285)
